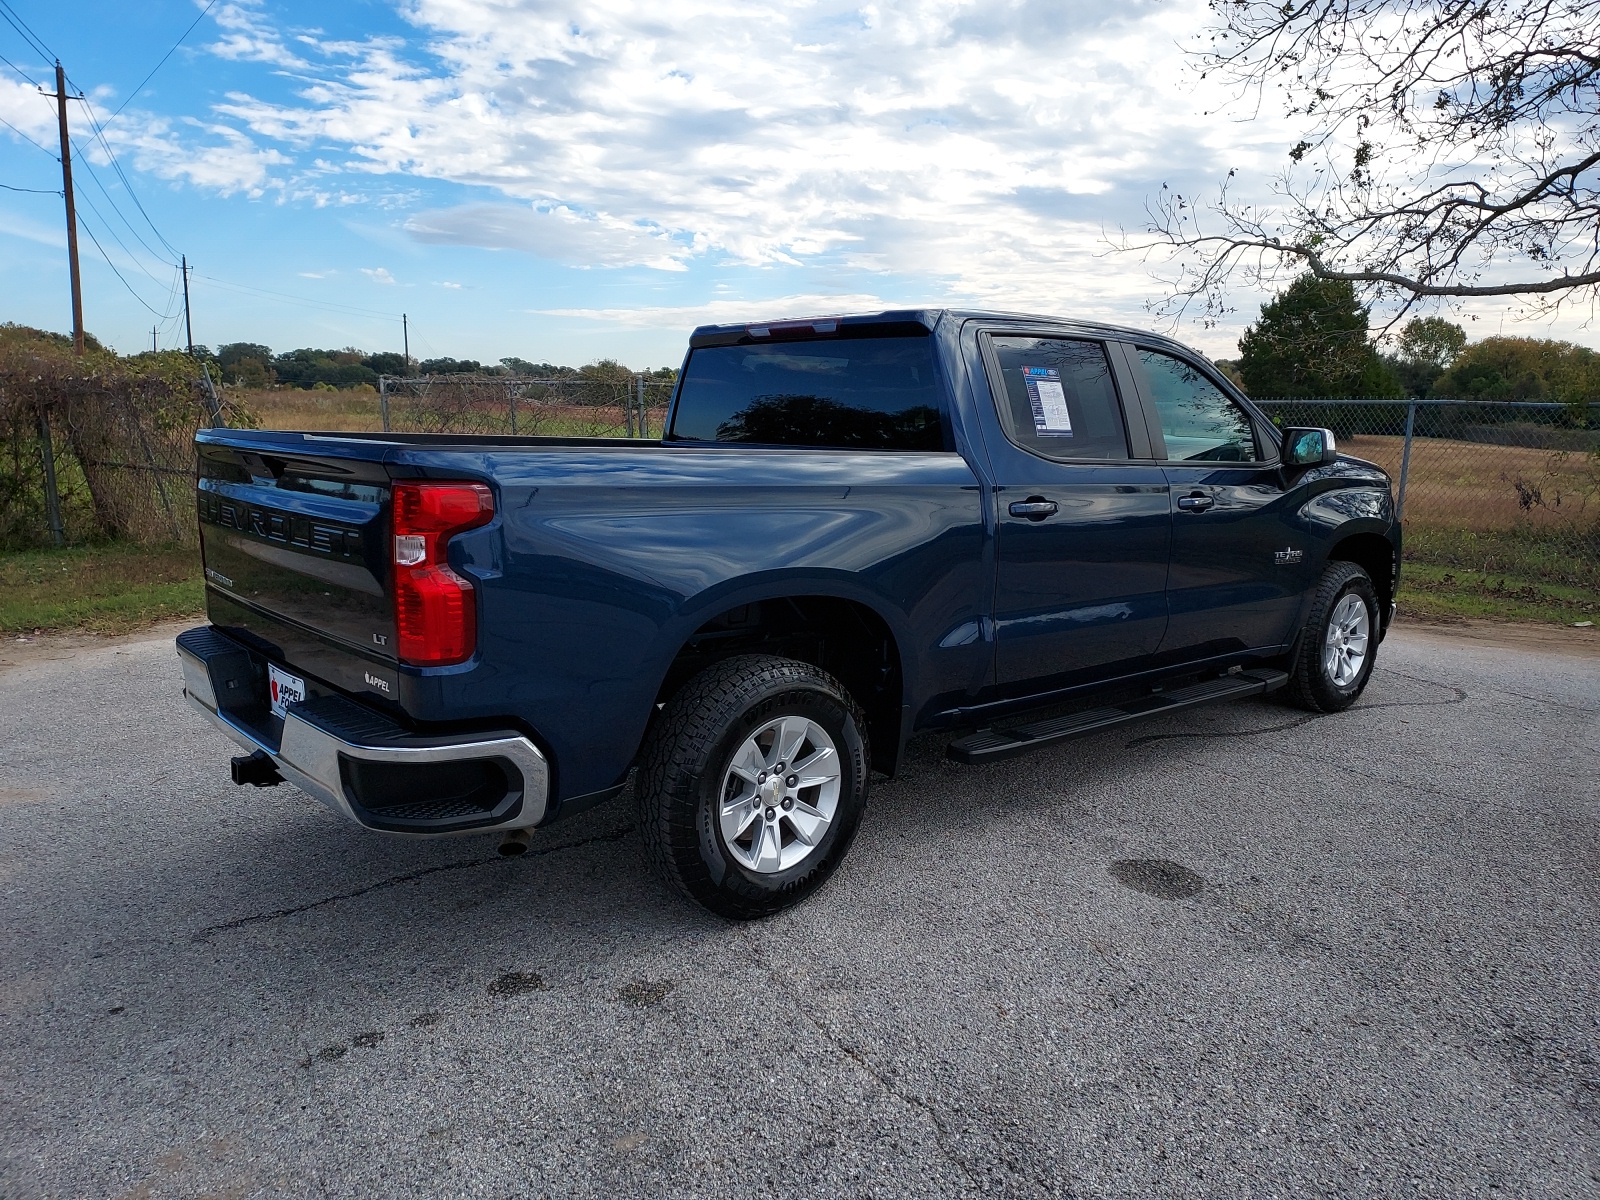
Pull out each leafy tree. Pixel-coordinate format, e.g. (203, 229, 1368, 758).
(1237, 275, 1401, 397)
(1383, 317, 1468, 396)
(1144, 1, 1600, 321)
(500, 357, 572, 377)
(218, 343, 273, 372)
(1435, 337, 1600, 403)
(271, 348, 378, 389)
(417, 357, 481, 375)
(1396, 319, 1467, 372)
(1209, 358, 1245, 387)
(364, 352, 408, 377)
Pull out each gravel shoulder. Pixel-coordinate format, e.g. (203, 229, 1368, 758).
(1, 623, 1596, 1198)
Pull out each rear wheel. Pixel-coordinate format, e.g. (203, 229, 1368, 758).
(1284, 561, 1380, 712)
(637, 654, 870, 919)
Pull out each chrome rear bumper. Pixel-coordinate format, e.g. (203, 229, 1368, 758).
(177, 626, 549, 834)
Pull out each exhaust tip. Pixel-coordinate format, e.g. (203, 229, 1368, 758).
(498, 829, 532, 857)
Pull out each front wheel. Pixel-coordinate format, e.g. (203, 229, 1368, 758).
(637, 654, 870, 919)
(1283, 561, 1380, 712)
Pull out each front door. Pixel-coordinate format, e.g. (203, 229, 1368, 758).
(982, 333, 1172, 695)
(1127, 347, 1311, 658)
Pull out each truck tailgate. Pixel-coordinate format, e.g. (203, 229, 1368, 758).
(196, 436, 396, 684)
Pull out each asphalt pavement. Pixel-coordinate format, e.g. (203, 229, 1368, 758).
(1, 624, 1596, 1198)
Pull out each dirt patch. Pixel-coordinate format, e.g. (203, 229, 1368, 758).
(1395, 617, 1600, 659)
(0, 619, 196, 677)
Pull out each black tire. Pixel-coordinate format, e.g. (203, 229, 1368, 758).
(1283, 561, 1380, 712)
(637, 654, 870, 920)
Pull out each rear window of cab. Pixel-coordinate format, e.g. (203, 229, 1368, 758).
(667, 334, 947, 451)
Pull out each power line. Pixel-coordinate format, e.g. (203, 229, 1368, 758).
(70, 179, 178, 291)
(0, 180, 59, 193)
(194, 272, 404, 321)
(0, 45, 41, 86)
(0, 0, 53, 63)
(67, 126, 178, 268)
(2, 49, 182, 265)
(75, 205, 177, 318)
(70, 93, 181, 260)
(104, 0, 220, 127)
(0, 114, 55, 156)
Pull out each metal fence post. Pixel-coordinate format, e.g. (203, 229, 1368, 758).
(509, 385, 518, 436)
(199, 362, 224, 427)
(637, 373, 647, 439)
(36, 408, 65, 547)
(1395, 399, 1418, 521)
(379, 376, 391, 432)
(625, 376, 636, 438)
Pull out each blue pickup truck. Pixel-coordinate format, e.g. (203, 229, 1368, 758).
(178, 309, 1397, 917)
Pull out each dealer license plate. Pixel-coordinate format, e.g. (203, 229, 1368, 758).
(268, 663, 305, 719)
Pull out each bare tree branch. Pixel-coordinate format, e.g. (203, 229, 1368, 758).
(1133, 0, 1600, 325)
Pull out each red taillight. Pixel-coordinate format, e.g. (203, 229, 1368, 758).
(391, 482, 494, 666)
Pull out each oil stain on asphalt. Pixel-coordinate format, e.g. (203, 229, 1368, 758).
(1108, 859, 1205, 900)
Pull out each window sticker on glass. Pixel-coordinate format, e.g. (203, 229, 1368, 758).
(1023, 366, 1073, 436)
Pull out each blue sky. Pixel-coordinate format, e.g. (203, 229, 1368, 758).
(0, 0, 1590, 368)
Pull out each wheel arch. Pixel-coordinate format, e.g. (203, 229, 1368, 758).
(1326, 529, 1398, 632)
(651, 582, 909, 777)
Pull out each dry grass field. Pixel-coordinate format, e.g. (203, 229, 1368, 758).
(1341, 433, 1598, 534)
(243, 388, 669, 439)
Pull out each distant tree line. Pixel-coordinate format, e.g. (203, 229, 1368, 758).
(187, 343, 680, 391)
(1211, 275, 1600, 406)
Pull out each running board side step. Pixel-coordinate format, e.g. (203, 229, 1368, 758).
(946, 668, 1289, 764)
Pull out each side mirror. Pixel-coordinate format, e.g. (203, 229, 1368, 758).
(1282, 427, 1338, 467)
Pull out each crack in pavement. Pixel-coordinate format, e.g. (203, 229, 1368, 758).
(1487, 686, 1599, 716)
(1123, 672, 1467, 749)
(741, 931, 986, 1192)
(190, 824, 635, 942)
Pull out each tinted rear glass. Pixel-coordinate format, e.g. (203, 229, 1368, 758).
(669, 336, 945, 450)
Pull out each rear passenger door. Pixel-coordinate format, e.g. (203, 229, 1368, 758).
(979, 332, 1172, 694)
(1125, 347, 1309, 658)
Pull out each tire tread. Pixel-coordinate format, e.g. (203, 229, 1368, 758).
(637, 654, 867, 919)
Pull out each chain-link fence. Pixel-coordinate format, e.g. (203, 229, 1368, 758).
(377, 375, 676, 439)
(1, 352, 243, 551)
(1255, 399, 1600, 595)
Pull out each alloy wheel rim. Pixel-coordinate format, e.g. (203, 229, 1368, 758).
(1322, 592, 1370, 688)
(718, 715, 842, 874)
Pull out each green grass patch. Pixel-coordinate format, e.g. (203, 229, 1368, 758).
(1405, 523, 1600, 592)
(0, 543, 203, 634)
(1398, 560, 1599, 625)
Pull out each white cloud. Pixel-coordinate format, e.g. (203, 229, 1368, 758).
(208, 0, 310, 68)
(405, 204, 689, 270)
(360, 266, 396, 284)
(204, 0, 1291, 319)
(531, 293, 896, 329)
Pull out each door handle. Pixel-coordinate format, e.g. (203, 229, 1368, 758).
(1008, 498, 1059, 520)
(1177, 493, 1215, 513)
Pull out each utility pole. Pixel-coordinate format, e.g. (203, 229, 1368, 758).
(182, 255, 194, 354)
(152, 326, 157, 352)
(52, 62, 84, 355)
(402, 313, 410, 372)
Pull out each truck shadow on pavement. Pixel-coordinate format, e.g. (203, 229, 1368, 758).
(172, 666, 1471, 970)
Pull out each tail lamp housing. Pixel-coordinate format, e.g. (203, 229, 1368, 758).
(391, 481, 494, 666)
